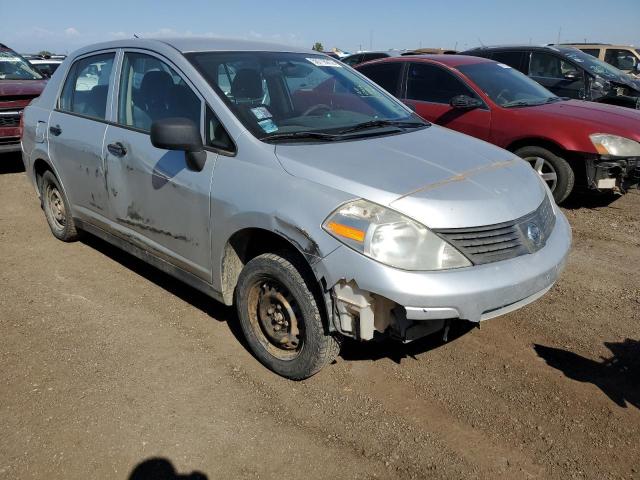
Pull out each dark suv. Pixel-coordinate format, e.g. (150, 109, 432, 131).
(0, 43, 46, 153)
(462, 45, 640, 110)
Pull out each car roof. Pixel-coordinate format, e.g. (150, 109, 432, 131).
(559, 43, 637, 50)
(360, 54, 493, 68)
(69, 37, 315, 57)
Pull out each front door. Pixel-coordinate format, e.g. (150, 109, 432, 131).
(104, 50, 217, 281)
(402, 62, 491, 141)
(48, 52, 116, 222)
(528, 52, 586, 99)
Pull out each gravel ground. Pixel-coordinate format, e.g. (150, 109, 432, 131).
(1, 152, 639, 480)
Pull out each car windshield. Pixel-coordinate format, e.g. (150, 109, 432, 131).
(0, 49, 44, 80)
(458, 62, 559, 107)
(558, 47, 630, 83)
(187, 51, 424, 141)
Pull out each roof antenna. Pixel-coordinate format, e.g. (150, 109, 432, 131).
(477, 37, 485, 47)
(133, 34, 140, 39)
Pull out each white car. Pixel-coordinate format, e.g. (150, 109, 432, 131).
(28, 58, 63, 78)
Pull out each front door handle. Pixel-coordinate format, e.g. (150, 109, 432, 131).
(49, 125, 62, 136)
(107, 142, 127, 157)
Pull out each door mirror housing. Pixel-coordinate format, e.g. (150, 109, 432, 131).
(150, 117, 206, 171)
(449, 95, 483, 109)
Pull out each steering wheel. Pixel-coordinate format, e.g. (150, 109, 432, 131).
(302, 104, 332, 117)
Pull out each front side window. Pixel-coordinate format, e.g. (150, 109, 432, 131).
(0, 48, 43, 80)
(406, 63, 477, 104)
(118, 52, 201, 132)
(59, 53, 115, 120)
(604, 49, 638, 71)
(579, 49, 600, 58)
(458, 62, 558, 107)
(358, 62, 403, 94)
(529, 52, 578, 79)
(187, 51, 420, 141)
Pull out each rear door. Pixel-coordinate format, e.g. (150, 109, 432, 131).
(48, 51, 116, 223)
(103, 50, 231, 282)
(401, 62, 491, 140)
(528, 51, 586, 99)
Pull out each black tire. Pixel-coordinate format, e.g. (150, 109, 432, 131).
(41, 170, 80, 242)
(514, 146, 575, 204)
(235, 252, 340, 380)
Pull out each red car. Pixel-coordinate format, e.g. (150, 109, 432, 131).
(356, 55, 640, 203)
(0, 43, 46, 154)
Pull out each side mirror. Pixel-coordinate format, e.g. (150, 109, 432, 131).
(634, 63, 640, 73)
(563, 70, 580, 80)
(150, 117, 206, 172)
(449, 95, 483, 109)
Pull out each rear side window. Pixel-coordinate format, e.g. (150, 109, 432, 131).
(342, 54, 363, 66)
(118, 52, 201, 132)
(358, 62, 403, 95)
(59, 53, 115, 120)
(579, 49, 600, 58)
(489, 51, 527, 73)
(406, 63, 476, 104)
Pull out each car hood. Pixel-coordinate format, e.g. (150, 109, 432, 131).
(274, 125, 546, 229)
(529, 99, 640, 134)
(0, 79, 46, 97)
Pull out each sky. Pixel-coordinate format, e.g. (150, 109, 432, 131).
(1, 0, 638, 54)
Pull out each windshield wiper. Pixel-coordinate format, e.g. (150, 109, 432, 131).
(337, 119, 427, 135)
(502, 99, 546, 108)
(263, 131, 342, 142)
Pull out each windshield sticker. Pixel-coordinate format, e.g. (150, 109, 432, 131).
(0, 57, 22, 62)
(306, 57, 342, 68)
(497, 63, 511, 69)
(251, 107, 272, 120)
(258, 119, 278, 134)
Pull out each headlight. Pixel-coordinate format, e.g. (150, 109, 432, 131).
(322, 199, 471, 271)
(590, 133, 640, 157)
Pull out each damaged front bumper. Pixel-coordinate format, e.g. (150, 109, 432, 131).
(315, 209, 571, 342)
(587, 156, 640, 192)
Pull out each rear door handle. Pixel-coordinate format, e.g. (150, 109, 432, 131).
(107, 142, 127, 157)
(49, 125, 62, 136)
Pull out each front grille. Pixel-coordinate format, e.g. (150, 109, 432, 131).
(435, 196, 555, 265)
(0, 110, 21, 127)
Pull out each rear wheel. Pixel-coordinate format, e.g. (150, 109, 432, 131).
(41, 170, 80, 242)
(515, 146, 575, 203)
(235, 252, 340, 380)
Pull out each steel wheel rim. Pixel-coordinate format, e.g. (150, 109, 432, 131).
(524, 156, 558, 192)
(247, 277, 303, 361)
(46, 184, 66, 230)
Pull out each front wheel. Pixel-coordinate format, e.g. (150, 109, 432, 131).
(235, 252, 340, 380)
(515, 146, 575, 204)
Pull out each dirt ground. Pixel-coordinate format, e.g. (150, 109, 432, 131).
(1, 152, 639, 480)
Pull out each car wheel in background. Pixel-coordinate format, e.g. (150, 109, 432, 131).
(235, 252, 340, 380)
(41, 170, 80, 242)
(515, 146, 575, 203)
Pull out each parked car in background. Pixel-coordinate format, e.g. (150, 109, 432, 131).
(28, 57, 64, 78)
(557, 43, 640, 78)
(21, 38, 570, 379)
(0, 43, 46, 153)
(402, 48, 457, 56)
(461, 45, 640, 110)
(341, 50, 404, 66)
(357, 55, 640, 203)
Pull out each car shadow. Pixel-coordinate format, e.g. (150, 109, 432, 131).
(82, 232, 478, 367)
(534, 339, 640, 409)
(340, 321, 476, 364)
(561, 188, 623, 210)
(128, 457, 207, 480)
(0, 153, 25, 174)
(79, 233, 247, 347)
